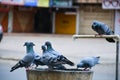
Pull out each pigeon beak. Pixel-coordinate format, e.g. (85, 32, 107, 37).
(41, 45, 46, 50)
(97, 56, 100, 58)
(33, 43, 35, 46)
(23, 43, 27, 46)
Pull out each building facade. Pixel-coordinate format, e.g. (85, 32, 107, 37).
(0, 0, 117, 35)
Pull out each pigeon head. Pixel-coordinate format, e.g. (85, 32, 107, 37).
(41, 45, 46, 53)
(45, 41, 52, 46)
(77, 62, 91, 69)
(24, 42, 35, 53)
(44, 41, 53, 50)
(24, 42, 35, 46)
(77, 62, 84, 68)
(92, 20, 100, 30)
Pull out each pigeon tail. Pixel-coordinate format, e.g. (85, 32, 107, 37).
(58, 55, 74, 66)
(63, 58, 74, 66)
(10, 61, 22, 72)
(106, 38, 115, 43)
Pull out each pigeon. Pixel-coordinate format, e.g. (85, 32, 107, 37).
(92, 20, 115, 43)
(77, 56, 100, 70)
(24, 42, 45, 68)
(10, 42, 35, 72)
(40, 45, 66, 70)
(44, 41, 74, 66)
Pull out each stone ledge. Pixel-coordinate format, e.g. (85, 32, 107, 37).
(26, 69, 93, 80)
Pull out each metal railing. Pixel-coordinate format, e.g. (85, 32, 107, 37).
(72, 34, 120, 80)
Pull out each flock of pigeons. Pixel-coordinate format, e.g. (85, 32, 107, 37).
(10, 20, 115, 72)
(10, 41, 100, 72)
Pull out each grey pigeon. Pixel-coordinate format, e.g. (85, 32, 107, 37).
(24, 42, 45, 68)
(77, 56, 100, 70)
(40, 45, 66, 70)
(10, 42, 35, 72)
(44, 41, 74, 66)
(92, 20, 115, 43)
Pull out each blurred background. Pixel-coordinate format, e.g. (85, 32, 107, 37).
(0, 0, 120, 80)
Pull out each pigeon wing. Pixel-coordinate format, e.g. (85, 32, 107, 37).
(21, 53, 34, 66)
(10, 53, 34, 72)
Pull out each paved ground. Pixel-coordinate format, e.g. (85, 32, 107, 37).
(0, 33, 119, 80)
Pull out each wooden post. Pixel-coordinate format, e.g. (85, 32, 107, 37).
(26, 69, 93, 80)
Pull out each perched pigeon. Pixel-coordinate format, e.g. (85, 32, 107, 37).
(24, 42, 45, 68)
(77, 56, 100, 70)
(10, 42, 35, 72)
(92, 20, 115, 43)
(44, 41, 74, 66)
(40, 45, 66, 70)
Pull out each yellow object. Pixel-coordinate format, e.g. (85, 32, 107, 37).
(37, 0, 49, 7)
(55, 13, 76, 34)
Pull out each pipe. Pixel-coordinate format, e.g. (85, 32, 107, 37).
(73, 35, 120, 41)
(72, 35, 120, 80)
